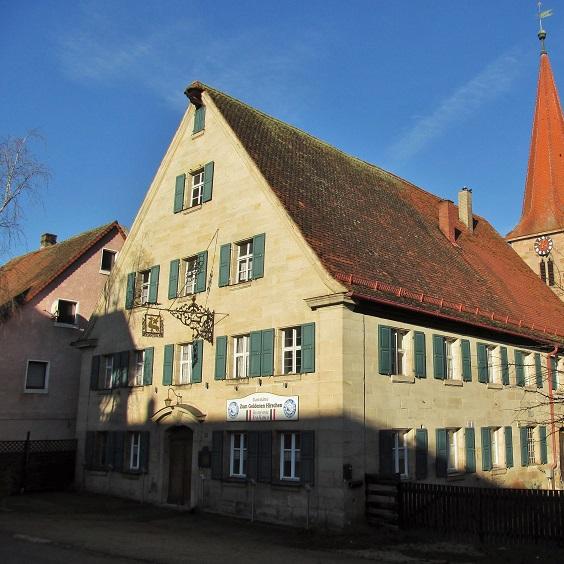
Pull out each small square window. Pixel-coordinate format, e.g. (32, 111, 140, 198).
(25, 360, 49, 391)
(55, 299, 77, 325)
(100, 249, 117, 273)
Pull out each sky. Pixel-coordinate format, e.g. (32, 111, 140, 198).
(1, 0, 563, 260)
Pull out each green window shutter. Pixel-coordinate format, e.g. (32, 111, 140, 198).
(415, 428, 428, 480)
(90, 355, 100, 390)
(211, 431, 223, 480)
(119, 351, 129, 387)
(500, 347, 509, 385)
(261, 329, 274, 376)
(436, 428, 447, 478)
(252, 233, 266, 280)
(461, 339, 472, 381)
(505, 427, 513, 468)
(477, 343, 488, 383)
(301, 322, 316, 373)
(193, 105, 206, 134)
(192, 340, 203, 383)
(113, 432, 125, 472)
(140, 432, 150, 472)
(218, 243, 231, 287)
(535, 353, 543, 388)
(143, 347, 154, 386)
(125, 272, 136, 309)
(105, 432, 114, 470)
(520, 427, 528, 466)
(480, 427, 491, 471)
(432, 335, 445, 379)
(414, 331, 426, 378)
(168, 259, 180, 299)
(379, 430, 395, 476)
(249, 331, 262, 377)
(202, 161, 214, 203)
(247, 431, 259, 480)
(148, 265, 160, 304)
(214, 336, 227, 380)
(258, 431, 272, 483)
(85, 431, 95, 467)
(163, 344, 174, 386)
(378, 325, 392, 375)
(465, 427, 476, 473)
(174, 174, 186, 213)
(195, 251, 208, 293)
(551, 356, 558, 390)
(515, 351, 525, 386)
(301, 431, 315, 485)
(540, 426, 548, 464)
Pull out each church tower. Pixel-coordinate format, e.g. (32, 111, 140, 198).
(507, 25, 564, 299)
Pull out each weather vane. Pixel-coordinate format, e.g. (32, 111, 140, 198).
(537, 1, 553, 51)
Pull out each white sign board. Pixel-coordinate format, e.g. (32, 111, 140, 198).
(226, 392, 299, 422)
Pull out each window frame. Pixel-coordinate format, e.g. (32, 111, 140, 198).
(24, 359, 50, 393)
(189, 168, 205, 208)
(93, 431, 109, 468)
(136, 270, 151, 305)
(178, 343, 193, 385)
(232, 334, 250, 379)
(486, 345, 501, 384)
(128, 431, 141, 472)
(282, 326, 302, 374)
(236, 239, 253, 283)
(129, 350, 145, 387)
(229, 432, 247, 478)
(490, 427, 503, 468)
(392, 430, 409, 478)
(446, 428, 461, 473)
(280, 431, 301, 481)
(181, 255, 199, 296)
(100, 248, 118, 274)
(100, 354, 114, 390)
(390, 328, 410, 376)
(526, 426, 536, 466)
(53, 298, 79, 327)
(524, 352, 535, 387)
(444, 338, 461, 380)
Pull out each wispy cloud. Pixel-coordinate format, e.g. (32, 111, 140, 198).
(54, 4, 319, 116)
(387, 49, 522, 162)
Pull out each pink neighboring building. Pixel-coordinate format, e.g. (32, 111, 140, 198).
(0, 222, 126, 441)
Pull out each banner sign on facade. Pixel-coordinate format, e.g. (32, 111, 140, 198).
(226, 392, 298, 422)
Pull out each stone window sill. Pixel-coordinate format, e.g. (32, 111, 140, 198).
(191, 130, 205, 140)
(487, 382, 503, 390)
(182, 204, 203, 215)
(524, 385, 538, 392)
(491, 467, 507, 476)
(391, 374, 415, 384)
(444, 379, 463, 387)
(228, 281, 252, 291)
(225, 377, 250, 386)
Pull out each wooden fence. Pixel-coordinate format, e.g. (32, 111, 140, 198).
(0, 439, 77, 495)
(366, 475, 564, 542)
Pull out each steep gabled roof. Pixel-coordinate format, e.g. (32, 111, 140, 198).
(0, 221, 126, 308)
(188, 82, 564, 344)
(507, 51, 564, 239)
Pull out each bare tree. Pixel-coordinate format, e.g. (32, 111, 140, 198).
(0, 131, 50, 256)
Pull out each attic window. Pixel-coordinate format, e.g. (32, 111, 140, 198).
(100, 249, 117, 274)
(193, 105, 206, 134)
(55, 299, 78, 326)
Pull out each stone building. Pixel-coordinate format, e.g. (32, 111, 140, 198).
(507, 32, 564, 299)
(74, 68, 564, 529)
(0, 222, 125, 441)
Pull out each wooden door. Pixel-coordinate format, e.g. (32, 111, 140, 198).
(167, 427, 193, 505)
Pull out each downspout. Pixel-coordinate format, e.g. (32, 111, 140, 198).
(547, 346, 559, 489)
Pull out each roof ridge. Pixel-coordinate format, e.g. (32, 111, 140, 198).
(190, 81, 447, 205)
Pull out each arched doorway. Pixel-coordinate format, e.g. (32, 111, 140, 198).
(167, 426, 193, 505)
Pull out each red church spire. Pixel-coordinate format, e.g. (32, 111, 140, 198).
(507, 30, 564, 239)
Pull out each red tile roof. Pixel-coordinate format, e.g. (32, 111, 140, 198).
(0, 222, 126, 309)
(507, 52, 564, 239)
(188, 82, 564, 344)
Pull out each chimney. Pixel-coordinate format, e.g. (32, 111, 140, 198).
(458, 187, 474, 233)
(439, 200, 457, 244)
(40, 233, 57, 248)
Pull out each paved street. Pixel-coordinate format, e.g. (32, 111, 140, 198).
(0, 492, 562, 563)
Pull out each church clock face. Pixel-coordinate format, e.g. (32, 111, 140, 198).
(534, 236, 553, 256)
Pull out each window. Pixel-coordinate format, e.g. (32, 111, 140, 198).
(128, 432, 141, 471)
(524, 353, 536, 387)
(129, 351, 145, 387)
(178, 343, 193, 384)
(229, 432, 247, 477)
(181, 256, 199, 296)
(520, 426, 547, 466)
(137, 270, 150, 305)
(280, 432, 301, 481)
(55, 299, 77, 325)
(478, 343, 501, 384)
(125, 266, 160, 309)
(193, 105, 205, 134)
(25, 360, 49, 392)
(190, 169, 205, 207)
(540, 259, 556, 286)
(447, 429, 459, 472)
(391, 329, 408, 375)
(100, 355, 113, 390)
(94, 432, 108, 468)
(444, 339, 457, 379)
(392, 431, 409, 477)
(233, 335, 250, 378)
(100, 249, 117, 273)
(282, 327, 302, 374)
(236, 240, 253, 283)
(486, 346, 500, 383)
(527, 427, 535, 465)
(490, 427, 501, 467)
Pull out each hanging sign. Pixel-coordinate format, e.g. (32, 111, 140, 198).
(226, 392, 298, 422)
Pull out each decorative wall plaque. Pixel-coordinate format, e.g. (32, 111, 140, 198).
(142, 313, 164, 337)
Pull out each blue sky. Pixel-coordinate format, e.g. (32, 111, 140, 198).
(2, 0, 563, 260)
